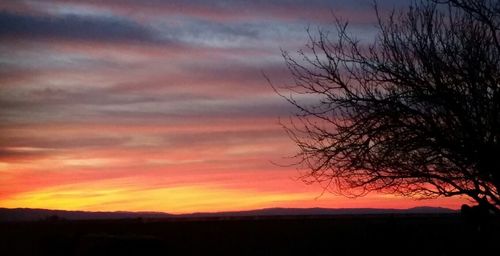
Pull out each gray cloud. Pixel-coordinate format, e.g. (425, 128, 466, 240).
(0, 11, 161, 44)
(155, 18, 261, 47)
(0, 136, 130, 150)
(163, 129, 285, 148)
(91, 95, 301, 122)
(22, 0, 404, 22)
(0, 147, 57, 160)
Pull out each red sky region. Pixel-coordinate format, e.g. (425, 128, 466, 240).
(0, 0, 466, 213)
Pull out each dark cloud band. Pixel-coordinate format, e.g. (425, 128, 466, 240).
(0, 11, 159, 43)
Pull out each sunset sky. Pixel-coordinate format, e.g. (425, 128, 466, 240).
(0, 0, 466, 213)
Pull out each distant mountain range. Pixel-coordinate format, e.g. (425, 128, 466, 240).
(184, 206, 457, 217)
(0, 207, 457, 222)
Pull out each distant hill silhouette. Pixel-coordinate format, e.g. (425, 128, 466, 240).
(0, 208, 172, 222)
(0, 206, 457, 222)
(184, 206, 457, 218)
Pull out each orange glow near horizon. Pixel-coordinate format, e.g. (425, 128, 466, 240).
(0, 180, 467, 214)
(0, 154, 467, 213)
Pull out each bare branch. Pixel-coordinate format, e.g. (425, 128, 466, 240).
(277, 0, 500, 213)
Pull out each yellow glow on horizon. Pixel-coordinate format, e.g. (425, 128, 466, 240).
(0, 162, 10, 171)
(0, 181, 312, 214)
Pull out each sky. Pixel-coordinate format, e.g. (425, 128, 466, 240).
(0, 0, 466, 213)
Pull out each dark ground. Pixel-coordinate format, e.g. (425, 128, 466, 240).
(1, 214, 498, 256)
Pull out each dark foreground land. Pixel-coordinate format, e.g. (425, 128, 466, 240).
(1, 214, 499, 256)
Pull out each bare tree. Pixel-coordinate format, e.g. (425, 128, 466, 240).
(277, 0, 500, 214)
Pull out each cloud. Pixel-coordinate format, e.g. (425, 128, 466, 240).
(0, 147, 55, 161)
(0, 11, 162, 44)
(152, 17, 263, 48)
(88, 95, 296, 122)
(18, 0, 388, 23)
(0, 136, 130, 150)
(0, 9, 298, 49)
(162, 129, 285, 148)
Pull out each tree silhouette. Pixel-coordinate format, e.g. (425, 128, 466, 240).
(277, 0, 499, 214)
